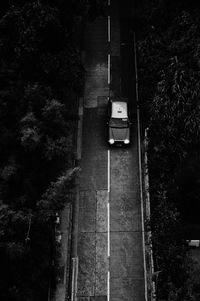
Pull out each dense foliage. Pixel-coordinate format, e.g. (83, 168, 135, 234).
(0, 0, 106, 300)
(137, 0, 200, 300)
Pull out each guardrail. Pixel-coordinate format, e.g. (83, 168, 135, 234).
(133, 31, 148, 301)
(134, 31, 156, 301)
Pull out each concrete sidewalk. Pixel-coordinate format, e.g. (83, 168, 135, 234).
(51, 13, 109, 298)
(76, 15, 109, 301)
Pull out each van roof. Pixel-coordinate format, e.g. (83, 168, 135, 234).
(111, 101, 128, 119)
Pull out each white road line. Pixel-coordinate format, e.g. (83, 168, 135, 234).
(107, 1, 111, 299)
(134, 32, 148, 301)
(108, 150, 110, 193)
(107, 202, 110, 257)
(108, 54, 110, 85)
(107, 149, 110, 257)
(107, 150, 110, 301)
(107, 270, 110, 301)
(108, 16, 111, 42)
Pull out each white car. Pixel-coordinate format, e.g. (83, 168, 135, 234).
(108, 98, 131, 145)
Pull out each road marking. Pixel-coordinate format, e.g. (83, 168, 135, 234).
(134, 32, 148, 301)
(107, 150, 110, 301)
(108, 54, 110, 85)
(107, 1, 111, 299)
(107, 270, 110, 301)
(108, 16, 111, 42)
(108, 150, 110, 193)
(107, 201, 110, 257)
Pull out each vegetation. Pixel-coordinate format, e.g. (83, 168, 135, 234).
(137, 0, 200, 300)
(0, 0, 106, 300)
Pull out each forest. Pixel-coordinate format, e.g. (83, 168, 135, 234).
(137, 0, 200, 300)
(0, 0, 105, 300)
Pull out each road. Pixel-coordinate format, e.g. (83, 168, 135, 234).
(73, 0, 146, 300)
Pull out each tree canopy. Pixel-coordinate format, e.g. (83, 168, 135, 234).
(137, 0, 200, 299)
(0, 0, 106, 300)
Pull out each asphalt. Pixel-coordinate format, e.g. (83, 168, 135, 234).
(73, 0, 146, 300)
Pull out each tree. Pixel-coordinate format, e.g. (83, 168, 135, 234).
(37, 167, 80, 221)
(137, 1, 200, 299)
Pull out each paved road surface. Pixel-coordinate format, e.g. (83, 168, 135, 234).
(75, 0, 146, 300)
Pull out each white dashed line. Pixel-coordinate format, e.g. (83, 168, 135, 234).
(108, 16, 111, 42)
(108, 150, 110, 193)
(107, 201, 110, 257)
(108, 54, 110, 85)
(107, 270, 110, 301)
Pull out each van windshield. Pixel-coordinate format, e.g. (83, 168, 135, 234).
(109, 118, 129, 128)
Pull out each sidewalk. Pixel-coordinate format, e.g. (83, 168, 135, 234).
(75, 15, 109, 301)
(53, 13, 109, 301)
